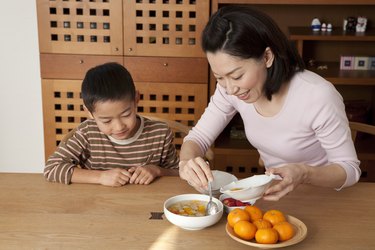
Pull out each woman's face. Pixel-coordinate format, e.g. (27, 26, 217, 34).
(207, 49, 273, 103)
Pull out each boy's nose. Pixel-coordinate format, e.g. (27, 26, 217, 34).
(113, 120, 125, 131)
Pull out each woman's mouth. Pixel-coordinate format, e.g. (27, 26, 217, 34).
(236, 90, 250, 100)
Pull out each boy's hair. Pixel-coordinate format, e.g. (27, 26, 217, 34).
(81, 62, 136, 113)
(201, 6, 305, 101)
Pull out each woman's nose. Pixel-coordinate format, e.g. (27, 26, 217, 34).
(225, 81, 238, 95)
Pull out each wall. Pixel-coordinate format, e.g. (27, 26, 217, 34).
(0, 1, 45, 173)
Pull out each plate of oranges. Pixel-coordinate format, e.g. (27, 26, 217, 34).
(225, 206, 307, 248)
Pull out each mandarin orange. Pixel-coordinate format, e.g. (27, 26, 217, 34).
(255, 228, 279, 244)
(233, 220, 257, 241)
(263, 209, 286, 226)
(253, 218, 272, 230)
(244, 205, 263, 222)
(227, 208, 251, 228)
(273, 221, 295, 242)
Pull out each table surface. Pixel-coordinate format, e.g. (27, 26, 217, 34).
(0, 173, 374, 250)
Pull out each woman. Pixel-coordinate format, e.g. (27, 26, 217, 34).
(179, 6, 360, 201)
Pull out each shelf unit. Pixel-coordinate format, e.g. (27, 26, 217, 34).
(36, 0, 210, 159)
(210, 0, 375, 181)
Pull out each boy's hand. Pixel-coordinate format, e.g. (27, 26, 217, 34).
(128, 165, 161, 185)
(99, 168, 132, 187)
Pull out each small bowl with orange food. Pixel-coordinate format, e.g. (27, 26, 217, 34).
(164, 194, 224, 230)
(220, 174, 280, 204)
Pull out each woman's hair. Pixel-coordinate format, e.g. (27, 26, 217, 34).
(202, 5, 305, 100)
(81, 62, 136, 112)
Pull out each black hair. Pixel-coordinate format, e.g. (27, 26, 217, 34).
(202, 5, 305, 100)
(81, 62, 136, 113)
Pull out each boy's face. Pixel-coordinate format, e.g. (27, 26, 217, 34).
(90, 97, 139, 140)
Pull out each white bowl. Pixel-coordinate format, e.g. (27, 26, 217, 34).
(220, 174, 278, 203)
(164, 194, 224, 230)
(200, 170, 238, 198)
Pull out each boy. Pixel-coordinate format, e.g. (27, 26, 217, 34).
(44, 62, 179, 186)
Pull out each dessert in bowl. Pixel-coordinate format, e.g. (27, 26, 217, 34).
(164, 194, 223, 230)
(220, 174, 279, 204)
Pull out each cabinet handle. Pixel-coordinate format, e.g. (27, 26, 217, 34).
(79, 60, 84, 64)
(128, 48, 133, 52)
(115, 47, 119, 52)
(163, 63, 168, 67)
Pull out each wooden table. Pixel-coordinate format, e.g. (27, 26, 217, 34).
(0, 173, 374, 249)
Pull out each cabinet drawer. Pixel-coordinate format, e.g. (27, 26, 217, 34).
(124, 57, 208, 83)
(40, 54, 123, 79)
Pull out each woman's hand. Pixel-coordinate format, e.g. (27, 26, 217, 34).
(99, 168, 132, 187)
(179, 157, 213, 191)
(128, 165, 160, 185)
(262, 163, 309, 201)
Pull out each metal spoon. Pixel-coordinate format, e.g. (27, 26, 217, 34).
(206, 181, 219, 215)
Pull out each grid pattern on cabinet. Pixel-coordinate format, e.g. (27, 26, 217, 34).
(124, 0, 209, 57)
(37, 0, 123, 55)
(42, 79, 207, 159)
(213, 149, 264, 179)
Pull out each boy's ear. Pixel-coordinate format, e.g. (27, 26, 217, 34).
(135, 90, 140, 105)
(83, 105, 94, 119)
(264, 47, 275, 68)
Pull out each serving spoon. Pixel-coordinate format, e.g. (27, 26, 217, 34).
(206, 181, 219, 215)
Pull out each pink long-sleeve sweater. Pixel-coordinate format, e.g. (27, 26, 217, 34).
(184, 70, 361, 188)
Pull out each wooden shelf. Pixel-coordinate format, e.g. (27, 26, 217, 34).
(307, 62, 375, 85)
(289, 27, 375, 86)
(289, 27, 375, 41)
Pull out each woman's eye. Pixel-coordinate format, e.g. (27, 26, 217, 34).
(233, 75, 243, 80)
(102, 120, 111, 124)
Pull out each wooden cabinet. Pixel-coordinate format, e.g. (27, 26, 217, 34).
(36, 0, 210, 159)
(210, 0, 375, 181)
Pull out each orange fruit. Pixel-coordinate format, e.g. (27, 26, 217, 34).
(233, 220, 257, 241)
(255, 228, 279, 244)
(273, 221, 295, 242)
(227, 208, 251, 228)
(244, 205, 263, 222)
(263, 209, 286, 226)
(253, 218, 272, 230)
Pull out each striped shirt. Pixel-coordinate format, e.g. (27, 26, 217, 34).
(44, 116, 179, 184)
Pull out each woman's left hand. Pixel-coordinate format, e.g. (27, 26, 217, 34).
(262, 163, 309, 201)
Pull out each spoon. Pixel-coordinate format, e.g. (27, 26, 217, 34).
(206, 181, 219, 215)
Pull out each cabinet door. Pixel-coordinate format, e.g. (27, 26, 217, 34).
(37, 0, 123, 55)
(123, 0, 209, 57)
(42, 79, 86, 159)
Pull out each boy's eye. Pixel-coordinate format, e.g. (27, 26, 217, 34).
(102, 120, 111, 124)
(233, 75, 243, 80)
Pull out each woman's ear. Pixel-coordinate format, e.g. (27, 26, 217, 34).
(264, 47, 275, 68)
(83, 105, 94, 119)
